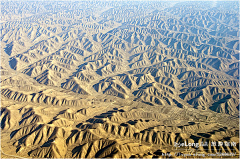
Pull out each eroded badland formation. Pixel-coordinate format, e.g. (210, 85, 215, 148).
(0, 1, 239, 158)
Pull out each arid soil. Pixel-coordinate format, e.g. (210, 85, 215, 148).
(1, 1, 239, 158)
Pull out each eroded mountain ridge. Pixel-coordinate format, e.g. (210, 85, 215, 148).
(1, 1, 239, 158)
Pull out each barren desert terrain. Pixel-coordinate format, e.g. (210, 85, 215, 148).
(0, 1, 239, 158)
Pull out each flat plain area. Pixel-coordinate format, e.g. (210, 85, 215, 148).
(1, 1, 239, 158)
